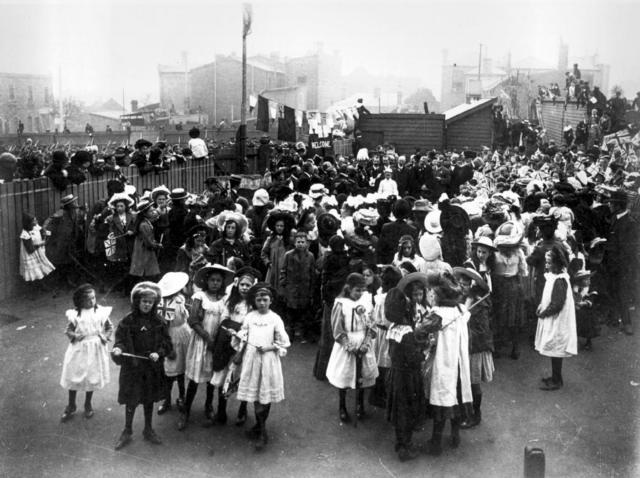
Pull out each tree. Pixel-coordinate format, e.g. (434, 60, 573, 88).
(404, 88, 440, 113)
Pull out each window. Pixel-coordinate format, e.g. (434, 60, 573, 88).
(297, 75, 307, 84)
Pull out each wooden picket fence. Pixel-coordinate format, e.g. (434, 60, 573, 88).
(0, 159, 263, 302)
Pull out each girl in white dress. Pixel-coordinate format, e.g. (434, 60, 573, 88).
(60, 284, 112, 421)
(19, 213, 55, 283)
(157, 272, 191, 415)
(178, 264, 233, 430)
(233, 283, 290, 450)
(326, 273, 378, 423)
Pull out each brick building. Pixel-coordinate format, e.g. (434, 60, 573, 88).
(0, 72, 54, 134)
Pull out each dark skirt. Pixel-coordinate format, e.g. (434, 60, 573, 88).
(118, 360, 166, 406)
(492, 275, 525, 328)
(386, 368, 426, 428)
(577, 308, 600, 339)
(312, 303, 334, 381)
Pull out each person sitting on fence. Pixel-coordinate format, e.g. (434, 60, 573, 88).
(131, 139, 154, 176)
(44, 150, 71, 191)
(189, 127, 208, 160)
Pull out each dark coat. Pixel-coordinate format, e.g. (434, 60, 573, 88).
(604, 213, 639, 283)
(468, 298, 494, 354)
(43, 208, 84, 265)
(394, 167, 411, 196)
(280, 249, 315, 308)
(206, 238, 251, 266)
(387, 328, 426, 428)
(376, 220, 417, 264)
(321, 251, 351, 304)
(106, 212, 135, 262)
(112, 311, 172, 406)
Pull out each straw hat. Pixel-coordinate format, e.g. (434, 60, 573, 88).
(157, 272, 189, 299)
(170, 188, 188, 201)
(471, 236, 497, 251)
(108, 192, 134, 209)
(419, 234, 443, 261)
(193, 264, 235, 290)
(60, 194, 77, 207)
(252, 188, 270, 206)
(216, 210, 248, 236)
(493, 221, 522, 247)
(151, 185, 171, 203)
(397, 272, 430, 294)
(424, 210, 442, 234)
(453, 267, 489, 293)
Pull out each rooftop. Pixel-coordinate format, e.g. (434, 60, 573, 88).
(444, 97, 497, 123)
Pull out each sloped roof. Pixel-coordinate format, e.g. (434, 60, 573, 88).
(444, 98, 497, 124)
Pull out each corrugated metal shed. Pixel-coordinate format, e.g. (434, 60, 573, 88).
(357, 114, 445, 154)
(444, 98, 497, 151)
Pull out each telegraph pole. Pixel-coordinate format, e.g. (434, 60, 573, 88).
(239, 3, 252, 171)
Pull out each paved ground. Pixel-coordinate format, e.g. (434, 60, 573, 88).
(0, 289, 638, 478)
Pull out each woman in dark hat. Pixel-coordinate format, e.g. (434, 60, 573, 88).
(207, 212, 251, 267)
(385, 286, 428, 461)
(261, 210, 295, 307)
(105, 193, 135, 295)
(112, 282, 172, 450)
(178, 264, 234, 430)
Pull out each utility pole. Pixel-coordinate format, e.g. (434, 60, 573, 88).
(478, 43, 482, 80)
(239, 3, 252, 171)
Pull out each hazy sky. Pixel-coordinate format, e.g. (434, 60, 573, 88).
(1, 0, 638, 106)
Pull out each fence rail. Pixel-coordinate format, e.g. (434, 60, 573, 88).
(0, 160, 263, 302)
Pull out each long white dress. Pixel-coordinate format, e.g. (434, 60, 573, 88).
(162, 294, 191, 377)
(60, 306, 112, 391)
(326, 297, 379, 389)
(19, 226, 55, 281)
(235, 310, 290, 404)
(185, 291, 226, 383)
(535, 272, 577, 358)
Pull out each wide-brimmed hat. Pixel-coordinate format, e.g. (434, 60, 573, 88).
(193, 264, 235, 290)
(136, 199, 155, 214)
(419, 234, 443, 261)
(493, 221, 522, 247)
(412, 199, 433, 213)
(532, 214, 558, 228)
(424, 210, 442, 234)
(130, 281, 162, 304)
(266, 210, 295, 232)
(108, 192, 134, 209)
(252, 188, 270, 206)
(216, 210, 248, 236)
(572, 270, 593, 281)
(453, 267, 489, 293)
(151, 185, 171, 203)
(317, 212, 341, 235)
(157, 272, 189, 299)
(354, 207, 379, 226)
(384, 287, 410, 325)
(309, 183, 327, 199)
(124, 184, 137, 196)
(440, 204, 470, 234)
(397, 272, 430, 294)
(471, 236, 497, 251)
(170, 188, 188, 201)
(60, 194, 77, 207)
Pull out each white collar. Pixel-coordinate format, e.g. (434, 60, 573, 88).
(616, 210, 629, 220)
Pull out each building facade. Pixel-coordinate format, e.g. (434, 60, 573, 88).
(0, 73, 54, 134)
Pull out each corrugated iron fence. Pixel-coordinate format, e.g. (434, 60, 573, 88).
(0, 159, 262, 302)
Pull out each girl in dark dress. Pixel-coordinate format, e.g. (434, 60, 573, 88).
(385, 287, 428, 462)
(111, 282, 173, 450)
